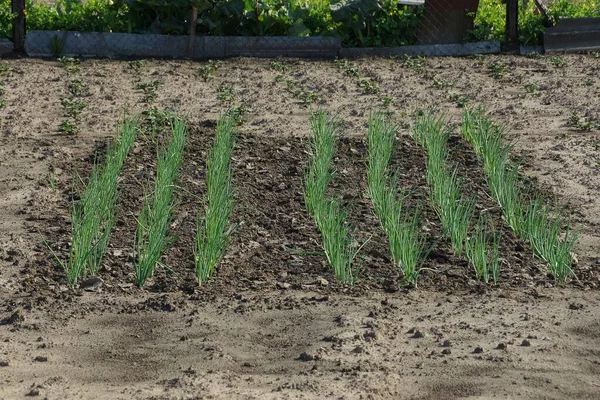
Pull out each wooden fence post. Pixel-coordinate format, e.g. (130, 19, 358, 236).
(506, 0, 519, 49)
(12, 0, 26, 51)
(188, 7, 198, 59)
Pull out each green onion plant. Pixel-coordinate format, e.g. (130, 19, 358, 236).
(304, 111, 361, 284)
(195, 114, 236, 284)
(461, 108, 577, 282)
(134, 116, 186, 287)
(413, 110, 500, 283)
(466, 217, 500, 284)
(57, 116, 138, 286)
(413, 112, 474, 257)
(367, 112, 427, 286)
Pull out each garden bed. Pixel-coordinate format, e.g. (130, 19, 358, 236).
(1, 55, 600, 399)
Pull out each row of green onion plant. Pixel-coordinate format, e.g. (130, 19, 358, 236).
(195, 114, 236, 285)
(366, 112, 427, 287)
(413, 111, 500, 284)
(461, 108, 577, 282)
(55, 116, 138, 287)
(134, 116, 187, 287)
(304, 111, 362, 284)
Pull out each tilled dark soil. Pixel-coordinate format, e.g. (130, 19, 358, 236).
(31, 118, 567, 303)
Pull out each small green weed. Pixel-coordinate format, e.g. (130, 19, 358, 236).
(198, 60, 222, 82)
(398, 55, 426, 73)
(550, 56, 566, 68)
(127, 59, 146, 72)
(227, 104, 248, 125)
(135, 81, 161, 104)
(61, 97, 87, 118)
(59, 119, 77, 135)
(489, 60, 507, 79)
(524, 83, 541, 94)
(469, 54, 487, 66)
(59, 56, 81, 74)
(285, 80, 321, 105)
(216, 84, 236, 104)
(567, 111, 597, 131)
(432, 77, 454, 89)
(67, 79, 88, 98)
(334, 58, 361, 78)
(381, 96, 394, 107)
(358, 78, 380, 94)
(449, 93, 471, 108)
(141, 107, 174, 139)
(270, 60, 289, 73)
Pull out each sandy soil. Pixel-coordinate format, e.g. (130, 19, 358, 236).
(0, 54, 599, 399)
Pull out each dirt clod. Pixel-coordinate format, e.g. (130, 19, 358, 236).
(6, 309, 24, 324)
(80, 277, 103, 291)
(297, 352, 315, 362)
(412, 330, 425, 339)
(569, 303, 584, 310)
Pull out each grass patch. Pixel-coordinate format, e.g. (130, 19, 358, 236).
(134, 116, 187, 288)
(195, 114, 236, 284)
(304, 111, 361, 284)
(367, 112, 427, 287)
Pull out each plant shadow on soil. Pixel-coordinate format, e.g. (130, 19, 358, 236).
(28, 116, 572, 302)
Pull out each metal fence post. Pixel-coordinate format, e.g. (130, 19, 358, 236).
(12, 0, 26, 51)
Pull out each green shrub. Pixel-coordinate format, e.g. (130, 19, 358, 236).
(26, 0, 129, 33)
(9, 0, 424, 46)
(0, 2, 16, 40)
(472, 0, 600, 45)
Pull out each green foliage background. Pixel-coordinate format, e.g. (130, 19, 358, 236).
(0, 0, 599, 46)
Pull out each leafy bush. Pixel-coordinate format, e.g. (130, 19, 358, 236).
(26, 0, 129, 33)
(0, 2, 16, 39)
(330, 0, 422, 47)
(5, 0, 421, 46)
(3, 0, 598, 45)
(471, 0, 600, 45)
